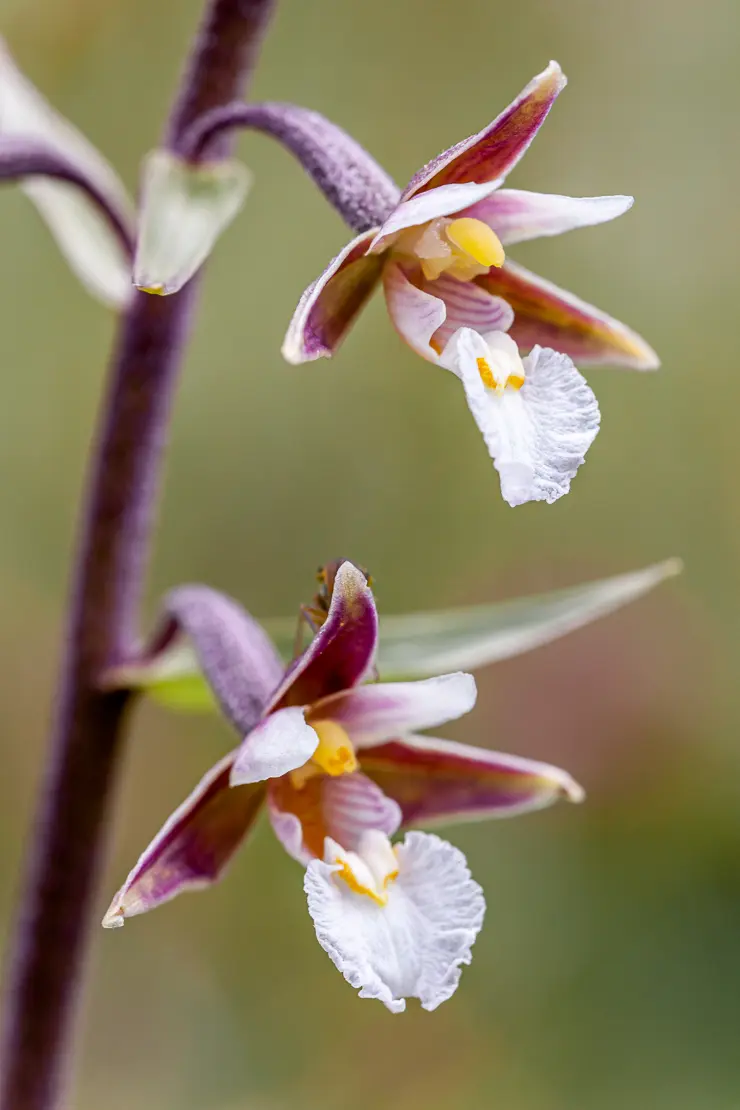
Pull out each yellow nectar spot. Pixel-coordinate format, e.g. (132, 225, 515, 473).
(337, 861, 388, 906)
(310, 720, 358, 777)
(139, 284, 167, 296)
(477, 356, 497, 390)
(446, 218, 505, 269)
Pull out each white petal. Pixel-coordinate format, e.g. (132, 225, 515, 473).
(133, 150, 250, 295)
(313, 672, 477, 747)
(0, 38, 134, 307)
(444, 329, 600, 506)
(369, 180, 501, 255)
(467, 190, 634, 246)
(230, 707, 318, 784)
(305, 830, 485, 1013)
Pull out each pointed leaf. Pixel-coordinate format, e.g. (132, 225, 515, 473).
(133, 149, 250, 295)
(113, 561, 681, 711)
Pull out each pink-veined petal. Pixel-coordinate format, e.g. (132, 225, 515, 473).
(464, 190, 633, 246)
(382, 260, 446, 362)
(402, 61, 566, 200)
(230, 706, 318, 785)
(359, 733, 584, 826)
(282, 228, 382, 363)
(368, 180, 500, 255)
(444, 329, 600, 506)
(311, 672, 477, 747)
(422, 272, 514, 361)
(305, 830, 485, 1012)
(478, 260, 659, 369)
(102, 752, 263, 928)
(382, 262, 513, 365)
(267, 562, 378, 711)
(267, 771, 401, 863)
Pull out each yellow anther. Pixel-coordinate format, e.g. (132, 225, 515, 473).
(310, 719, 358, 777)
(446, 218, 505, 269)
(507, 372, 525, 390)
(139, 284, 167, 296)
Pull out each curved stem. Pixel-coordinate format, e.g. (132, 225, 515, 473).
(0, 137, 135, 257)
(182, 101, 400, 232)
(0, 4, 275, 1109)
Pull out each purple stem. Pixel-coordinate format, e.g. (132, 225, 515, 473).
(182, 101, 400, 232)
(0, 136, 135, 257)
(0, 4, 275, 1109)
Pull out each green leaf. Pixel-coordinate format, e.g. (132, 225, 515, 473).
(133, 149, 250, 296)
(111, 559, 681, 712)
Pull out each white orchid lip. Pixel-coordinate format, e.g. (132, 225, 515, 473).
(442, 327, 600, 507)
(306, 829, 485, 1012)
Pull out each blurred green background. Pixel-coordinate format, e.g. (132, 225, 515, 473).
(0, 0, 738, 1107)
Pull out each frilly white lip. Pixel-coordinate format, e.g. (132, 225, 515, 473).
(441, 328, 600, 507)
(305, 830, 485, 1012)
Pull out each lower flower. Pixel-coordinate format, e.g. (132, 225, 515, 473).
(102, 561, 583, 1012)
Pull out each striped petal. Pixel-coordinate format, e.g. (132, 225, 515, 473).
(282, 228, 382, 363)
(402, 62, 566, 199)
(102, 753, 263, 927)
(478, 260, 659, 369)
(382, 261, 512, 364)
(267, 771, 401, 863)
(267, 561, 378, 710)
(311, 672, 477, 747)
(464, 190, 634, 246)
(359, 733, 584, 825)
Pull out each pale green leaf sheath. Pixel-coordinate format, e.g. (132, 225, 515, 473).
(133, 150, 250, 296)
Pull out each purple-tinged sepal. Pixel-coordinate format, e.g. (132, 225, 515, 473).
(267, 561, 378, 709)
(478, 260, 659, 369)
(102, 753, 263, 928)
(282, 229, 383, 363)
(401, 61, 566, 198)
(360, 733, 584, 826)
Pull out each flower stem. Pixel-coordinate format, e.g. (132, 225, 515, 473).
(0, 4, 275, 1109)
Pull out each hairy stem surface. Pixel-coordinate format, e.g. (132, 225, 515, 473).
(0, 4, 275, 1109)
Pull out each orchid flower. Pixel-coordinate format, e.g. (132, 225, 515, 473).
(283, 62, 657, 506)
(103, 563, 582, 1013)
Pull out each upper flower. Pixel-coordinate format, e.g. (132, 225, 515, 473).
(103, 563, 583, 1012)
(282, 62, 657, 506)
(283, 61, 656, 373)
